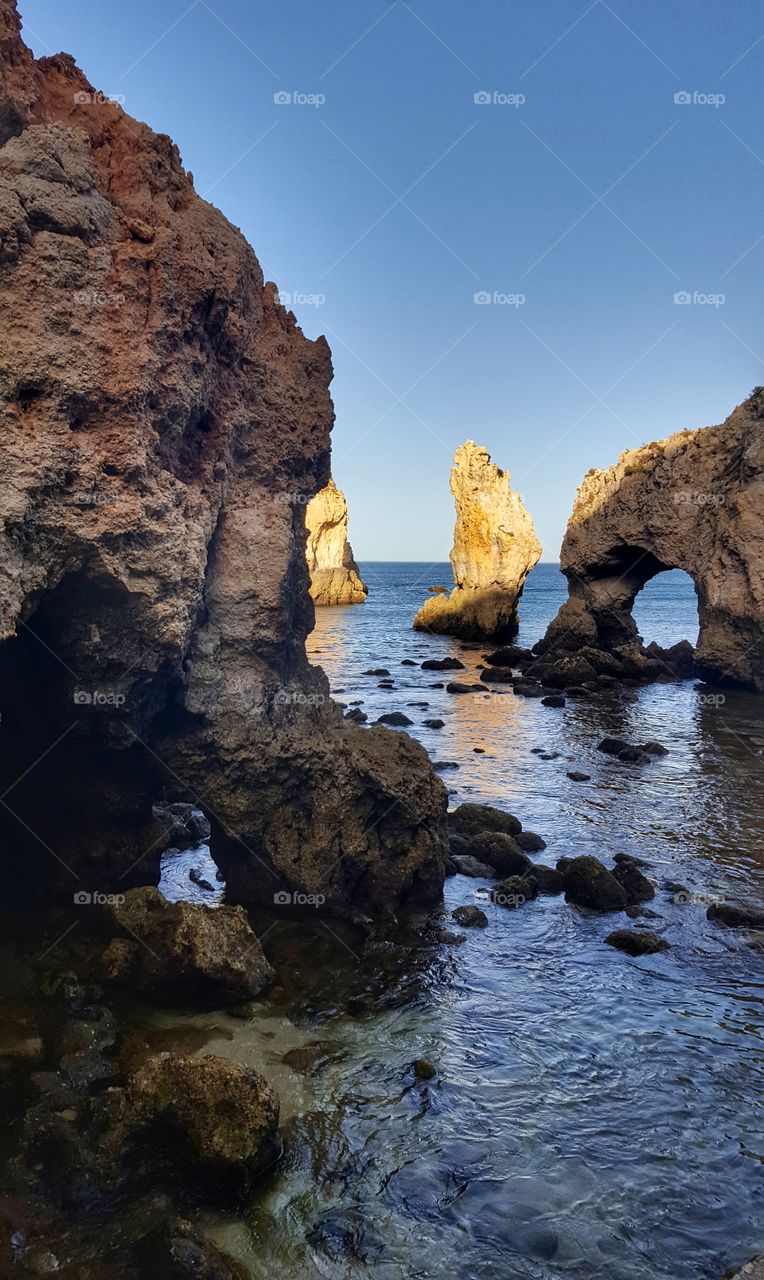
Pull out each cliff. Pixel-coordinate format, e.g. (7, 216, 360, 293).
(0, 0, 447, 911)
(413, 441, 541, 639)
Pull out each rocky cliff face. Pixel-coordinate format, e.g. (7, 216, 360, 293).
(534, 391, 764, 691)
(413, 441, 541, 639)
(306, 478, 367, 605)
(0, 0, 447, 910)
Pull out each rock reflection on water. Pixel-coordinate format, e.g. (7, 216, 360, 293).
(159, 565, 763, 1278)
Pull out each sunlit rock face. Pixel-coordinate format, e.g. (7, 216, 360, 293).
(0, 0, 448, 910)
(306, 478, 367, 605)
(413, 441, 542, 639)
(534, 390, 764, 692)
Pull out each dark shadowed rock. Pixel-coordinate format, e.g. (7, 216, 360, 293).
(446, 682, 484, 694)
(483, 645, 534, 668)
(613, 858, 655, 904)
(516, 830, 547, 852)
(708, 902, 764, 929)
(451, 854, 496, 879)
(480, 666, 516, 684)
(421, 657, 465, 671)
(468, 832, 531, 876)
(376, 712, 413, 727)
(562, 857, 628, 911)
(492, 876, 538, 908)
(452, 905, 488, 928)
(449, 804, 522, 838)
(423, 718, 445, 729)
(605, 929, 669, 956)
(567, 771, 591, 782)
(523, 865, 564, 895)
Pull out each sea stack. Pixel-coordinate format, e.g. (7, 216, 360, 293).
(306, 478, 368, 605)
(532, 390, 764, 692)
(413, 441, 541, 639)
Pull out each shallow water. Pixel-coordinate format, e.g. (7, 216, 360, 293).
(154, 563, 764, 1279)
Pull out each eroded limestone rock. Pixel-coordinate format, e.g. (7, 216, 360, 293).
(534, 391, 764, 691)
(0, 0, 448, 912)
(305, 477, 367, 604)
(413, 441, 541, 639)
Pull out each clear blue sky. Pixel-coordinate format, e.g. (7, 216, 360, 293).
(20, 0, 764, 560)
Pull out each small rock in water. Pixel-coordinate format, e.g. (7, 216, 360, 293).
(562, 856, 628, 912)
(188, 869, 214, 892)
(612, 857, 655, 904)
(423, 718, 445, 729)
(451, 854, 496, 879)
(541, 694, 566, 707)
(452, 905, 488, 928)
(449, 803, 521, 837)
(376, 712, 413, 726)
(429, 682, 445, 688)
(491, 875, 538, 908)
(412, 1057, 437, 1079)
(446, 682, 483, 694)
(516, 830, 547, 853)
(434, 928, 466, 945)
(567, 770, 591, 781)
(597, 737, 630, 756)
(378, 680, 394, 689)
(480, 666, 516, 684)
(641, 740, 669, 756)
(708, 902, 764, 929)
(473, 747, 486, 753)
(605, 929, 669, 956)
(345, 708, 367, 723)
(363, 668, 390, 676)
(401, 659, 418, 666)
(433, 761, 460, 772)
(523, 865, 564, 895)
(407, 701, 430, 708)
(421, 657, 465, 671)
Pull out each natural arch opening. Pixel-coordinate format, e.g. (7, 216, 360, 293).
(632, 568, 700, 650)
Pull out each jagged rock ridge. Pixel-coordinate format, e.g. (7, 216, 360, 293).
(414, 441, 541, 639)
(0, 0, 448, 912)
(533, 391, 764, 692)
(306, 477, 367, 604)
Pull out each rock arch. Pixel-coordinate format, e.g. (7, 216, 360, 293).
(534, 391, 764, 691)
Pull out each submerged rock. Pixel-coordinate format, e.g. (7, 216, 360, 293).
(306, 477, 367, 605)
(612, 857, 655, 905)
(708, 902, 764, 929)
(421, 657, 465, 670)
(413, 441, 541, 639)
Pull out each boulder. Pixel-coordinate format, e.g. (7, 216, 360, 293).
(468, 832, 531, 876)
(449, 804, 522, 838)
(612, 858, 655, 904)
(562, 856, 628, 911)
(708, 902, 764, 929)
(421, 657, 465, 670)
(375, 712, 413, 727)
(450, 854, 496, 879)
(100, 887, 275, 1004)
(522, 865, 564, 895)
(516, 831, 547, 852)
(452, 905, 488, 928)
(491, 875, 538, 908)
(305, 478, 367, 605)
(479, 666, 516, 684)
(445, 682, 484, 694)
(605, 929, 669, 956)
(483, 645, 534, 668)
(413, 441, 541, 639)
